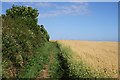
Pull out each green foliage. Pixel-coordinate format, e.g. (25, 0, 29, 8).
(19, 43, 50, 78)
(6, 5, 39, 19)
(2, 5, 50, 78)
(47, 42, 62, 79)
(19, 42, 62, 79)
(40, 25, 50, 41)
(2, 5, 116, 79)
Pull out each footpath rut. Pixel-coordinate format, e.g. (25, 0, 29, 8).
(36, 51, 54, 79)
(35, 42, 70, 79)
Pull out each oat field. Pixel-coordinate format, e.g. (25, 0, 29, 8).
(58, 40, 118, 78)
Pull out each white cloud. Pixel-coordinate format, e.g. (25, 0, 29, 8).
(35, 2, 57, 7)
(38, 2, 90, 18)
(3, 2, 90, 18)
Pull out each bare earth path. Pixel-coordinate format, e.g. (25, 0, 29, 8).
(36, 51, 54, 79)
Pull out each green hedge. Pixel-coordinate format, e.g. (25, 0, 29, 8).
(2, 5, 50, 78)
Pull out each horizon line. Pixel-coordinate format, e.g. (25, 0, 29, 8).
(50, 39, 119, 42)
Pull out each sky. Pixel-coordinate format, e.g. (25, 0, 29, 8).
(2, 2, 118, 41)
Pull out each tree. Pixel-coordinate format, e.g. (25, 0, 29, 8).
(40, 25, 50, 41)
(2, 5, 50, 78)
(6, 5, 39, 19)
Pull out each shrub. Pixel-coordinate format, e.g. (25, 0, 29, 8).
(2, 5, 50, 78)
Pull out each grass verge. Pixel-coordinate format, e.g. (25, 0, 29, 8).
(18, 42, 62, 79)
(18, 42, 50, 78)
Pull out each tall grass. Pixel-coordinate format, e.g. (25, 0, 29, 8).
(57, 42, 113, 78)
(18, 42, 62, 79)
(18, 42, 50, 78)
(58, 40, 118, 78)
(47, 42, 63, 79)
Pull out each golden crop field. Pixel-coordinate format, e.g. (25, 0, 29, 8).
(58, 40, 118, 78)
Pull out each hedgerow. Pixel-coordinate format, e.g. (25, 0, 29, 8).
(2, 5, 49, 78)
